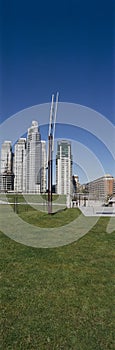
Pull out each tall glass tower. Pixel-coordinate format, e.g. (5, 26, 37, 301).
(56, 140, 73, 195)
(1, 141, 12, 173)
(14, 138, 26, 192)
(26, 121, 41, 193)
(0, 141, 14, 192)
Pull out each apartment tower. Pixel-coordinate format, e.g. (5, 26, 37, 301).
(56, 140, 72, 195)
(0, 141, 14, 191)
(14, 138, 26, 192)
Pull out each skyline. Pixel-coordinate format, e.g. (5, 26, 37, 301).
(0, 112, 114, 186)
(0, 0, 114, 183)
(1, 122, 115, 195)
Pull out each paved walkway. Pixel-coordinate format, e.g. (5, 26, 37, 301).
(80, 205, 115, 216)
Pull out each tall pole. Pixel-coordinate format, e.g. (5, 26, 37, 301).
(48, 134, 53, 214)
(48, 92, 59, 214)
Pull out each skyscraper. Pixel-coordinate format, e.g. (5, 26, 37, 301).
(0, 141, 14, 192)
(56, 140, 73, 195)
(0, 122, 46, 194)
(14, 138, 26, 192)
(1, 141, 12, 173)
(26, 121, 41, 193)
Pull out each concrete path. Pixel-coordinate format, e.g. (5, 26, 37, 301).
(80, 205, 115, 216)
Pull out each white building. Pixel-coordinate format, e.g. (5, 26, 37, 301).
(0, 141, 14, 192)
(26, 121, 42, 193)
(1, 141, 12, 173)
(14, 138, 26, 192)
(0, 123, 47, 194)
(56, 140, 73, 195)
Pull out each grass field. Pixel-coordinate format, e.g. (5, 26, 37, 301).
(0, 204, 115, 349)
(6, 193, 67, 217)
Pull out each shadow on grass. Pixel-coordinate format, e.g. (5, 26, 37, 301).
(50, 207, 67, 215)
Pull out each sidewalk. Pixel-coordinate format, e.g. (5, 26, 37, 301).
(80, 205, 115, 216)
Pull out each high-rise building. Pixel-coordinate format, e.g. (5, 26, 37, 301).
(56, 140, 73, 195)
(0, 141, 14, 192)
(0, 122, 47, 194)
(1, 141, 12, 173)
(14, 138, 26, 192)
(26, 121, 42, 193)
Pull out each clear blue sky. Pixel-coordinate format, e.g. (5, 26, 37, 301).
(0, 0, 114, 182)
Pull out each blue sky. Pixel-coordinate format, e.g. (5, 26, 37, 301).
(0, 0, 114, 183)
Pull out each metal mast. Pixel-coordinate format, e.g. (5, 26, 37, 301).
(48, 92, 59, 214)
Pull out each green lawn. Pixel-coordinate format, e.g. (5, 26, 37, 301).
(0, 208, 115, 349)
(6, 193, 80, 228)
(18, 207, 81, 228)
(6, 193, 68, 218)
